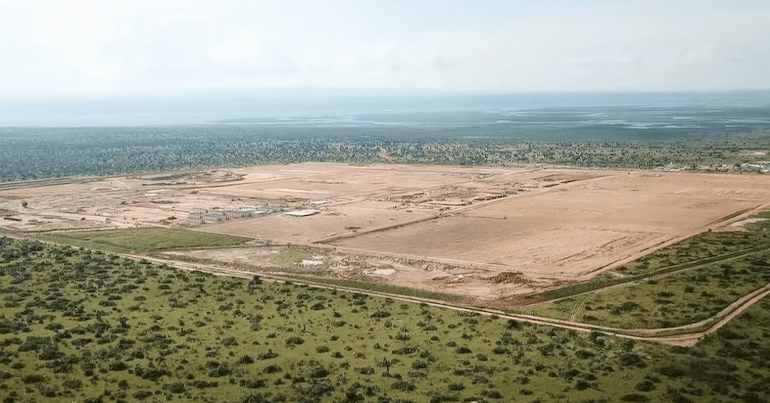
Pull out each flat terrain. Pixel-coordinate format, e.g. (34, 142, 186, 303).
(3, 238, 769, 403)
(2, 163, 769, 305)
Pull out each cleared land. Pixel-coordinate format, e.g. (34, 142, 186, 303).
(1, 163, 769, 306)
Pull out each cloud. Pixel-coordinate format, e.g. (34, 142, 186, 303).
(1, 0, 769, 99)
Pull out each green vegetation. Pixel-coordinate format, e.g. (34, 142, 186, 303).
(287, 276, 468, 305)
(522, 213, 770, 329)
(38, 228, 250, 254)
(541, 223, 770, 302)
(3, 124, 770, 183)
(265, 249, 313, 267)
(617, 227, 770, 278)
(526, 250, 770, 328)
(1, 237, 769, 403)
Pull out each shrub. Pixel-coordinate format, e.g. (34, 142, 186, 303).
(239, 355, 255, 364)
(164, 383, 187, 394)
(309, 367, 329, 378)
(620, 394, 650, 402)
(108, 361, 128, 371)
(635, 379, 656, 392)
(576, 380, 597, 390)
(134, 366, 167, 381)
(392, 380, 416, 391)
(575, 350, 595, 359)
(256, 349, 278, 360)
(619, 352, 646, 368)
(21, 374, 45, 384)
(208, 365, 232, 378)
(356, 366, 375, 375)
(392, 346, 419, 355)
(658, 364, 689, 378)
(370, 309, 391, 318)
(263, 365, 282, 374)
(285, 336, 305, 348)
(222, 337, 239, 346)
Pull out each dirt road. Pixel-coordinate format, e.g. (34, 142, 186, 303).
(130, 252, 769, 347)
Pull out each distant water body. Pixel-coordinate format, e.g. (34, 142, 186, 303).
(1, 91, 770, 181)
(1, 92, 769, 142)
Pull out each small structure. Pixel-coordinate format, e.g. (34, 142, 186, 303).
(285, 209, 320, 217)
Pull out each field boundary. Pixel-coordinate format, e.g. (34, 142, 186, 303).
(536, 241, 770, 303)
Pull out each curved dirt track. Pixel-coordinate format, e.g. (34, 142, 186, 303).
(133, 253, 770, 347)
(2, 229, 766, 347)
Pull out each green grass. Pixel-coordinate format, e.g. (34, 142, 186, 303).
(37, 228, 250, 253)
(264, 249, 313, 266)
(616, 231, 769, 277)
(1, 237, 769, 403)
(523, 250, 770, 328)
(286, 275, 469, 304)
(537, 212, 770, 302)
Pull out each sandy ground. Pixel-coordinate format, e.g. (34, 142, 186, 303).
(2, 163, 769, 305)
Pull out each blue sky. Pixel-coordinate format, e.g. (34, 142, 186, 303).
(1, 0, 769, 101)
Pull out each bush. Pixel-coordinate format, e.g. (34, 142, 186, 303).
(263, 365, 282, 374)
(575, 350, 595, 359)
(208, 365, 232, 378)
(240, 355, 255, 364)
(658, 365, 687, 378)
(619, 352, 646, 368)
(448, 383, 464, 391)
(620, 394, 650, 402)
(356, 366, 375, 375)
(285, 336, 305, 348)
(635, 379, 656, 392)
(108, 361, 128, 371)
(134, 366, 167, 381)
(370, 309, 391, 318)
(164, 383, 187, 394)
(193, 380, 219, 388)
(222, 337, 239, 346)
(392, 380, 416, 391)
(393, 346, 419, 355)
(21, 374, 45, 384)
(258, 349, 278, 360)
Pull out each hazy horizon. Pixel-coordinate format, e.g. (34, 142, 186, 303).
(1, 90, 768, 127)
(2, 1, 770, 104)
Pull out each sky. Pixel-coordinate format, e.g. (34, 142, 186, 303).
(1, 0, 769, 102)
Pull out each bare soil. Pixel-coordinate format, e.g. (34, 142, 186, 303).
(2, 163, 769, 306)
